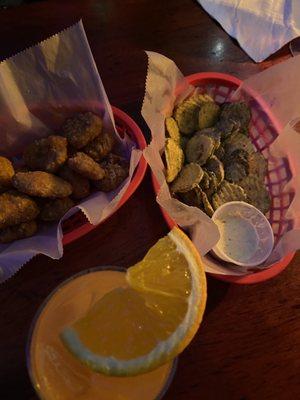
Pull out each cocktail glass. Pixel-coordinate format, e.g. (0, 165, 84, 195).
(27, 266, 177, 400)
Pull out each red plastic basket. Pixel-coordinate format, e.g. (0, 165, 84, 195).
(62, 106, 147, 245)
(152, 72, 295, 284)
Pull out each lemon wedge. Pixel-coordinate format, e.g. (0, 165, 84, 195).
(61, 227, 207, 376)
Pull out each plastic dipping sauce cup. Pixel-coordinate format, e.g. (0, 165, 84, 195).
(211, 201, 274, 267)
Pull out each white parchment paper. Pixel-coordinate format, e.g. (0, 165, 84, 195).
(0, 21, 141, 282)
(142, 51, 300, 275)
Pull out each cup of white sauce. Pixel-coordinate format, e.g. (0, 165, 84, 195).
(211, 201, 274, 267)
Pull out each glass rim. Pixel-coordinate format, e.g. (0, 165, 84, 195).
(26, 265, 177, 400)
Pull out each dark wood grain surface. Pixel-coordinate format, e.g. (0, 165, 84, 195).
(0, 1, 299, 399)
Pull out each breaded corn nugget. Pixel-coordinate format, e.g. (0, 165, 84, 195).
(83, 131, 115, 161)
(0, 191, 39, 229)
(68, 152, 105, 180)
(62, 112, 102, 149)
(40, 197, 74, 222)
(0, 220, 37, 243)
(23, 135, 67, 173)
(58, 165, 90, 199)
(12, 172, 72, 198)
(0, 156, 14, 192)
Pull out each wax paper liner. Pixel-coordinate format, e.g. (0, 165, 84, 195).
(0, 21, 141, 283)
(142, 51, 300, 276)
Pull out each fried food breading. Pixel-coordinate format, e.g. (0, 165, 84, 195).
(58, 165, 90, 200)
(224, 149, 250, 183)
(199, 127, 221, 150)
(248, 151, 268, 181)
(199, 170, 210, 191)
(223, 131, 255, 158)
(200, 189, 214, 217)
(165, 117, 180, 143)
(62, 112, 103, 149)
(216, 119, 242, 140)
(68, 152, 105, 180)
(94, 157, 129, 192)
(205, 171, 219, 198)
(165, 138, 184, 183)
(105, 153, 128, 165)
(170, 163, 204, 193)
(212, 181, 247, 210)
(239, 175, 271, 214)
(225, 162, 248, 183)
(0, 191, 39, 229)
(180, 136, 189, 151)
(177, 186, 203, 208)
(40, 197, 74, 222)
(0, 156, 14, 192)
(83, 131, 115, 161)
(220, 101, 251, 130)
(174, 92, 214, 135)
(23, 135, 67, 173)
(185, 132, 215, 165)
(198, 102, 220, 130)
(204, 156, 224, 185)
(12, 172, 72, 198)
(0, 220, 37, 243)
(214, 144, 225, 160)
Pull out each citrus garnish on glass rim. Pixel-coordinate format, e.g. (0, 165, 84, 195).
(61, 227, 207, 376)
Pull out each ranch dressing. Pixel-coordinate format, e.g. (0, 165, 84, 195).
(215, 215, 259, 263)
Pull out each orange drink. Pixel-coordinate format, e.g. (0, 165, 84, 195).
(27, 267, 176, 400)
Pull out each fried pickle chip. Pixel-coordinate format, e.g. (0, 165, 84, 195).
(62, 112, 103, 149)
(40, 197, 74, 222)
(214, 144, 225, 160)
(58, 165, 90, 200)
(224, 148, 249, 167)
(220, 101, 251, 130)
(200, 189, 214, 217)
(185, 132, 215, 165)
(0, 190, 39, 229)
(248, 151, 268, 181)
(199, 170, 210, 191)
(204, 156, 224, 185)
(199, 127, 221, 150)
(177, 185, 203, 208)
(93, 159, 129, 192)
(212, 181, 247, 210)
(170, 163, 204, 193)
(223, 148, 252, 183)
(0, 220, 37, 243)
(0, 156, 14, 192)
(165, 138, 184, 183)
(223, 131, 255, 158)
(180, 136, 189, 152)
(23, 135, 67, 173)
(225, 162, 248, 183)
(198, 102, 220, 130)
(83, 131, 115, 162)
(239, 175, 271, 214)
(174, 92, 213, 135)
(215, 119, 241, 140)
(165, 117, 180, 143)
(205, 171, 219, 198)
(68, 152, 105, 180)
(13, 172, 72, 198)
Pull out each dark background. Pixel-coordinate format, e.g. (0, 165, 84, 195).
(0, 1, 299, 399)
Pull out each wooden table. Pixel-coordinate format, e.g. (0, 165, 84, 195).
(0, 1, 299, 399)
